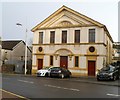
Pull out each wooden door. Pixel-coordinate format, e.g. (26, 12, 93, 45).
(88, 61, 96, 76)
(60, 56, 68, 69)
(38, 59, 43, 70)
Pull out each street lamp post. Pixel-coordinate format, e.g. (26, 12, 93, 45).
(16, 23, 27, 75)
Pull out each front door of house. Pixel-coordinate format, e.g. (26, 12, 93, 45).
(38, 59, 43, 70)
(60, 56, 68, 69)
(88, 61, 96, 76)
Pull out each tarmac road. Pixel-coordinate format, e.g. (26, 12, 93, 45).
(1, 74, 120, 99)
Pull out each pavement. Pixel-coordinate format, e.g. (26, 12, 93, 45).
(71, 76, 120, 87)
(0, 89, 28, 100)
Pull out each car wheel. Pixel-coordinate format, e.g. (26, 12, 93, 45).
(61, 74, 64, 79)
(45, 73, 48, 77)
(68, 75, 71, 78)
(113, 75, 116, 81)
(117, 75, 119, 79)
(97, 78, 100, 81)
(50, 75, 53, 78)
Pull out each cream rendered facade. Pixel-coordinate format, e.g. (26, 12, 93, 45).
(32, 6, 113, 76)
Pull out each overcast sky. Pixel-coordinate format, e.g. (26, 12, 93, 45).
(0, 0, 119, 44)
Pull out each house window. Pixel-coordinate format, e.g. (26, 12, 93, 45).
(50, 31, 55, 43)
(39, 32, 43, 44)
(89, 29, 95, 43)
(75, 30, 80, 43)
(75, 56, 79, 67)
(50, 56, 53, 66)
(62, 30, 67, 43)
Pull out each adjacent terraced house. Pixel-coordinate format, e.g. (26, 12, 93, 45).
(31, 6, 113, 76)
(0, 37, 2, 67)
(1, 40, 32, 73)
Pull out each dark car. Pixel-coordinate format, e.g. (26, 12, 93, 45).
(97, 65, 119, 81)
(110, 61, 120, 67)
(110, 61, 120, 77)
(49, 67, 71, 78)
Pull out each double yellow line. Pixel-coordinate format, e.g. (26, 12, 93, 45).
(0, 89, 30, 100)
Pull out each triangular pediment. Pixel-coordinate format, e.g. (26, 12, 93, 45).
(32, 5, 104, 31)
(40, 10, 91, 28)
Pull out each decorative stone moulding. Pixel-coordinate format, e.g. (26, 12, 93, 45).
(89, 46, 95, 53)
(56, 20, 73, 27)
(38, 47, 43, 52)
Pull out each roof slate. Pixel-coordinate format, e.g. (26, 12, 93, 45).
(2, 40, 22, 50)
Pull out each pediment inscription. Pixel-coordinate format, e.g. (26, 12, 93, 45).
(56, 20, 73, 27)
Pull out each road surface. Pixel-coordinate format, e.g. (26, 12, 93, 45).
(2, 74, 120, 99)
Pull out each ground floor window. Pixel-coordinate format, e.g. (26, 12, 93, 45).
(75, 56, 79, 67)
(50, 56, 53, 66)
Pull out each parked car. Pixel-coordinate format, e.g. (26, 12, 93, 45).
(110, 61, 120, 77)
(110, 61, 120, 67)
(97, 65, 119, 81)
(49, 67, 71, 78)
(36, 67, 54, 77)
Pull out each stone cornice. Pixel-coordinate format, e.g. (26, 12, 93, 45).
(32, 43, 107, 47)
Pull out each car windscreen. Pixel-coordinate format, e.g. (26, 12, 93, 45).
(51, 68, 61, 71)
(101, 67, 109, 71)
(101, 66, 115, 72)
